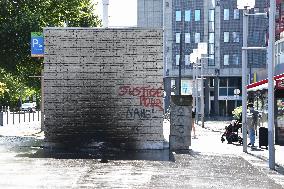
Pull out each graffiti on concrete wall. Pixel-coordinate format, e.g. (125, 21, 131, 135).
(126, 108, 155, 119)
(118, 85, 163, 111)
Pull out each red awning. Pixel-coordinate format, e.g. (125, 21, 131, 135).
(247, 73, 284, 91)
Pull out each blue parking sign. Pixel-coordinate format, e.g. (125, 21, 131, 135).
(31, 32, 44, 57)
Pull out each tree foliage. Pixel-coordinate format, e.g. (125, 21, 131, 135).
(232, 106, 242, 120)
(0, 81, 7, 96)
(0, 0, 101, 107)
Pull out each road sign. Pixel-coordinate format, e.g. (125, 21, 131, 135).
(31, 32, 44, 57)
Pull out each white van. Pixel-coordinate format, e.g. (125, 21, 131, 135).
(21, 102, 36, 112)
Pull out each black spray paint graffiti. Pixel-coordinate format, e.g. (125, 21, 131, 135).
(126, 108, 155, 120)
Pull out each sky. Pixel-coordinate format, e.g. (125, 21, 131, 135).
(93, 0, 137, 27)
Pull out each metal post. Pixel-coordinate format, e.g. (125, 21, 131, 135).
(178, 9, 184, 96)
(242, 8, 248, 153)
(200, 58, 205, 128)
(41, 70, 44, 131)
(192, 63, 196, 113)
(178, 32, 183, 95)
(195, 60, 199, 124)
(268, 0, 276, 170)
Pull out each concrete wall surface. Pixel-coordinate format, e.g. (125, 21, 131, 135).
(169, 95, 192, 151)
(43, 28, 164, 149)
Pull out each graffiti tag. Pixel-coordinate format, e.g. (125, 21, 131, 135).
(126, 108, 155, 120)
(118, 85, 163, 111)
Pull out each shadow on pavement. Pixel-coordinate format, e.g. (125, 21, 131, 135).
(0, 136, 174, 162)
(16, 148, 174, 162)
(1, 135, 204, 163)
(247, 151, 284, 176)
(169, 149, 201, 162)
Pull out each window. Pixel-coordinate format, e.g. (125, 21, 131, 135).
(224, 32, 229, 42)
(232, 54, 239, 65)
(185, 33, 190, 43)
(210, 78, 215, 87)
(228, 88, 235, 96)
(195, 10, 201, 21)
(224, 54, 229, 65)
(254, 8, 260, 13)
(208, 55, 215, 66)
(209, 22, 214, 32)
(181, 80, 191, 95)
(219, 88, 227, 96)
(209, 44, 215, 54)
(219, 78, 227, 87)
(176, 11, 181, 21)
(210, 0, 215, 8)
(228, 77, 241, 87)
(224, 9, 229, 20)
(209, 9, 215, 22)
(209, 33, 214, 43)
(252, 31, 260, 43)
(185, 55, 190, 65)
(232, 32, 240, 42)
(171, 80, 176, 95)
(185, 10, 191, 21)
(176, 33, 180, 43)
(233, 9, 239, 19)
(195, 33, 200, 43)
(176, 55, 180, 65)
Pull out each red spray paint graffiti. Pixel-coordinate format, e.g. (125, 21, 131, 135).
(118, 85, 163, 111)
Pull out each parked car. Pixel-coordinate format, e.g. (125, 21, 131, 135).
(21, 102, 36, 112)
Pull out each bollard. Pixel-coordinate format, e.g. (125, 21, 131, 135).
(29, 111, 30, 122)
(12, 109, 14, 125)
(19, 110, 20, 124)
(24, 111, 26, 122)
(6, 109, 8, 125)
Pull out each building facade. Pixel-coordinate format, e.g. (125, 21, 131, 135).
(138, 0, 268, 117)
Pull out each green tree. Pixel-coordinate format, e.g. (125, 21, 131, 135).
(0, 81, 7, 96)
(0, 0, 101, 107)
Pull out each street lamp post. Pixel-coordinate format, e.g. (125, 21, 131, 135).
(268, 0, 276, 170)
(192, 49, 199, 123)
(191, 43, 208, 127)
(197, 43, 208, 128)
(242, 7, 249, 153)
(238, 0, 275, 169)
(190, 50, 198, 123)
(237, 0, 256, 153)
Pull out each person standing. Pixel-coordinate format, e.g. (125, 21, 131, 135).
(192, 109, 196, 139)
(248, 104, 258, 148)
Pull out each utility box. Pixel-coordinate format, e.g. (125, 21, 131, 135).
(169, 95, 193, 151)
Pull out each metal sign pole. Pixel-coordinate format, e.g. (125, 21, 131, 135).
(268, 0, 276, 170)
(242, 8, 248, 153)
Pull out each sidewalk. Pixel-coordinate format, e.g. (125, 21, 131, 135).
(202, 120, 284, 168)
(0, 122, 43, 138)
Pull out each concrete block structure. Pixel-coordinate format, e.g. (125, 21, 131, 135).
(169, 95, 192, 150)
(43, 28, 164, 149)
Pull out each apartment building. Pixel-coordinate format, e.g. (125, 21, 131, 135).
(138, 0, 268, 116)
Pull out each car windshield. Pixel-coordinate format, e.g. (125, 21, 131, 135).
(22, 103, 35, 107)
